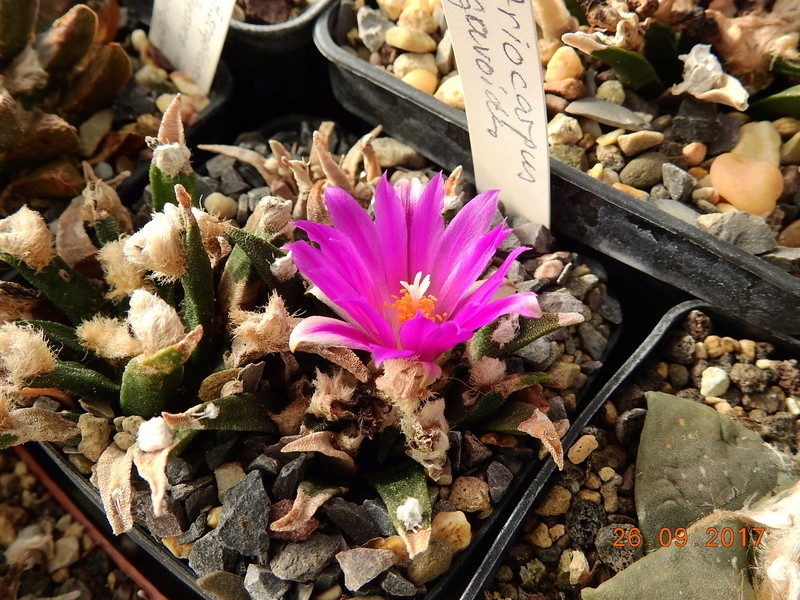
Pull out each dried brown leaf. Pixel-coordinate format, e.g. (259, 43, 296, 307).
(518, 408, 564, 469)
(95, 443, 134, 534)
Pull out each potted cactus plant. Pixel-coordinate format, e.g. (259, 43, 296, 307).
(313, 0, 800, 335)
(0, 96, 620, 599)
(0, 0, 229, 216)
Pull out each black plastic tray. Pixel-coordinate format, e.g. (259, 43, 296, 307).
(314, 4, 800, 335)
(458, 298, 800, 600)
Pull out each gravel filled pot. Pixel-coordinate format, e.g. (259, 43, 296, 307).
(0, 106, 621, 600)
(468, 300, 800, 600)
(313, 2, 800, 335)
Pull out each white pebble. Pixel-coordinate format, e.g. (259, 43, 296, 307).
(699, 366, 730, 397)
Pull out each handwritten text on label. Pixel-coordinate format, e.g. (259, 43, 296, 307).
(442, 0, 550, 226)
(149, 0, 236, 95)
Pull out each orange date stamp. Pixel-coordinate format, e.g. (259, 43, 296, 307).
(612, 526, 765, 548)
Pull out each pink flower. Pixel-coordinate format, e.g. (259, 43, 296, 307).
(287, 174, 541, 379)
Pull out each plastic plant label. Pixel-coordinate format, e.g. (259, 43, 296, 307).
(149, 0, 236, 95)
(442, 0, 550, 226)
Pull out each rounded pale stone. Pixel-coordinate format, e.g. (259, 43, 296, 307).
(397, 7, 436, 33)
(377, 0, 405, 19)
(777, 219, 800, 247)
(401, 68, 438, 94)
(595, 80, 625, 104)
(535, 485, 572, 516)
(731, 121, 782, 166)
(547, 113, 582, 146)
(617, 130, 664, 156)
(612, 182, 649, 200)
(431, 511, 471, 552)
(385, 26, 437, 53)
(780, 131, 800, 164)
(434, 74, 464, 109)
(204, 192, 237, 220)
(545, 46, 584, 81)
(773, 117, 800, 138)
(701, 366, 730, 397)
(567, 434, 598, 464)
(682, 142, 707, 166)
(393, 52, 437, 78)
(709, 152, 783, 215)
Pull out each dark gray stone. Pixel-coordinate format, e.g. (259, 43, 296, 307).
(321, 498, 383, 545)
(362, 499, 395, 537)
(221, 168, 248, 196)
(185, 483, 219, 522)
(290, 583, 314, 600)
(379, 569, 417, 597)
(649, 183, 671, 200)
(206, 431, 240, 470)
(170, 474, 215, 501)
(132, 490, 186, 537)
(547, 396, 568, 421)
(237, 163, 265, 189)
(672, 99, 718, 143)
(486, 461, 514, 503)
(460, 431, 492, 468)
(516, 336, 551, 366)
(697, 211, 777, 254)
(512, 222, 555, 254)
(244, 565, 292, 600)
(595, 524, 644, 572)
(273, 455, 311, 500)
(566, 499, 607, 548)
(760, 246, 800, 273)
(357, 6, 393, 52)
(579, 322, 608, 360)
(448, 430, 462, 471)
(662, 163, 696, 203)
(271, 533, 340, 583)
(249, 454, 281, 475)
(166, 456, 202, 485)
(189, 529, 238, 577)
(707, 113, 741, 155)
(537, 288, 590, 317)
(206, 154, 236, 179)
(217, 470, 271, 556)
(178, 513, 208, 545)
(596, 294, 622, 325)
(313, 563, 342, 591)
(615, 408, 648, 446)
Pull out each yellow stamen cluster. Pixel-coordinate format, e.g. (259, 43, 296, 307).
(391, 290, 438, 323)
(389, 272, 448, 324)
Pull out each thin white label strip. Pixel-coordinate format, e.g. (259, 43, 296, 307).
(149, 0, 236, 95)
(442, 0, 550, 227)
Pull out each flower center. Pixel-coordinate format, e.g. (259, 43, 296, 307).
(391, 272, 440, 324)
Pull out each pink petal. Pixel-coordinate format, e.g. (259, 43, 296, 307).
(399, 314, 472, 361)
(289, 316, 375, 352)
(373, 176, 408, 289)
(454, 293, 542, 332)
(408, 174, 445, 277)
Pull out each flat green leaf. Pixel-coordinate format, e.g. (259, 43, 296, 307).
(30, 360, 120, 403)
(643, 22, 683, 86)
(227, 227, 285, 289)
(481, 400, 537, 434)
(749, 83, 800, 118)
(468, 312, 583, 361)
(773, 58, 800, 77)
(193, 393, 278, 433)
(591, 47, 665, 97)
(367, 460, 432, 539)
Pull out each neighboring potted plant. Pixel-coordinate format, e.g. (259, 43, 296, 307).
(474, 301, 800, 600)
(313, 0, 800, 335)
(0, 96, 620, 599)
(0, 0, 230, 215)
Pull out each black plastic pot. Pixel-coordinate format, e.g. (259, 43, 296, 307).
(457, 298, 800, 600)
(314, 5, 800, 335)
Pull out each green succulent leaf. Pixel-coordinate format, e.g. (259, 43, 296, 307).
(368, 460, 432, 539)
(119, 342, 192, 418)
(150, 165, 197, 212)
(1, 254, 112, 325)
(180, 210, 215, 374)
(749, 83, 800, 118)
(29, 360, 120, 403)
(773, 58, 800, 77)
(481, 400, 538, 434)
(591, 47, 665, 97)
(643, 22, 683, 86)
(468, 312, 583, 361)
(19, 319, 85, 361)
(227, 227, 285, 289)
(190, 393, 278, 433)
(92, 215, 124, 246)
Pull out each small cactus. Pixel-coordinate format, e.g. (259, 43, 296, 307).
(0, 100, 582, 573)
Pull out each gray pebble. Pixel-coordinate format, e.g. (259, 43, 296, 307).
(565, 98, 650, 130)
(662, 163, 696, 203)
(595, 523, 644, 571)
(619, 152, 669, 189)
(189, 528, 238, 577)
(566, 499, 606, 548)
(244, 565, 292, 600)
(697, 211, 777, 254)
(216, 470, 271, 556)
(206, 154, 236, 179)
(270, 533, 340, 582)
(595, 144, 626, 171)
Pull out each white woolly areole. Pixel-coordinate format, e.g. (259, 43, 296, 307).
(270, 253, 297, 282)
(123, 204, 186, 280)
(152, 142, 192, 177)
(137, 417, 175, 452)
(0, 206, 54, 270)
(76, 316, 143, 359)
(0, 323, 56, 389)
(97, 240, 147, 300)
(396, 497, 423, 531)
(127, 289, 185, 355)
